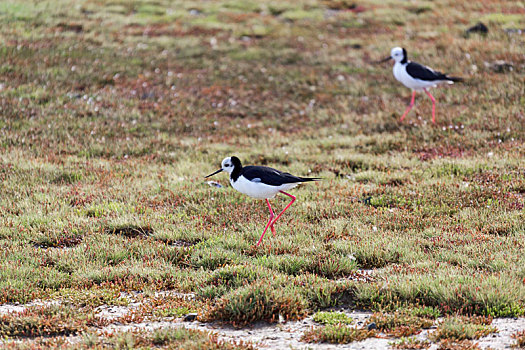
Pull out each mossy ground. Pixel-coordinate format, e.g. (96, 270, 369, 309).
(0, 0, 524, 347)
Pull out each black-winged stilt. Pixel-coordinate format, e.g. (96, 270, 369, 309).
(378, 47, 463, 123)
(205, 156, 320, 246)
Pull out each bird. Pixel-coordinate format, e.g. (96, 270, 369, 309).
(205, 156, 320, 246)
(377, 47, 463, 123)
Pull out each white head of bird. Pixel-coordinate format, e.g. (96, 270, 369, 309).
(219, 157, 235, 174)
(390, 47, 406, 63)
(205, 156, 241, 178)
(377, 47, 406, 64)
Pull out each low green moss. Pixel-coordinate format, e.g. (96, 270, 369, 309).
(313, 311, 353, 325)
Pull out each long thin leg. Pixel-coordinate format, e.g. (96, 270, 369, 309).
(400, 90, 416, 122)
(423, 88, 436, 123)
(266, 199, 276, 236)
(257, 199, 273, 246)
(269, 191, 296, 227)
(256, 191, 296, 247)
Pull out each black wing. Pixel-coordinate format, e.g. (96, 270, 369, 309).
(406, 61, 448, 81)
(242, 166, 319, 186)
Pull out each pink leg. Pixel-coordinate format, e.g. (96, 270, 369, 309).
(256, 205, 274, 246)
(423, 88, 436, 123)
(400, 91, 416, 122)
(266, 199, 276, 236)
(269, 191, 296, 227)
(256, 191, 296, 246)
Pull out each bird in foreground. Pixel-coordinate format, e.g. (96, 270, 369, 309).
(378, 47, 463, 123)
(205, 156, 320, 246)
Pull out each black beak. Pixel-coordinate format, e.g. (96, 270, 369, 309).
(374, 56, 392, 64)
(205, 168, 223, 178)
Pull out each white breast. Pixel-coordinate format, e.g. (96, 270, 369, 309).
(231, 176, 299, 199)
(393, 63, 439, 91)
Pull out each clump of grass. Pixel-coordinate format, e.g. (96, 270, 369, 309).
(151, 327, 255, 349)
(306, 252, 358, 278)
(392, 337, 431, 349)
(407, 306, 441, 319)
(207, 281, 307, 327)
(459, 315, 493, 326)
(436, 339, 481, 350)
(189, 248, 242, 269)
(104, 224, 154, 238)
(486, 303, 525, 318)
(430, 316, 497, 342)
(196, 265, 274, 299)
(79, 327, 255, 349)
(124, 294, 204, 322)
(0, 305, 107, 337)
(52, 170, 82, 184)
(294, 273, 355, 309)
(57, 287, 128, 308)
(155, 306, 195, 318)
(302, 324, 376, 344)
(313, 311, 353, 325)
(511, 330, 525, 348)
(32, 232, 83, 248)
(255, 252, 358, 278)
(354, 272, 525, 318)
(368, 310, 435, 337)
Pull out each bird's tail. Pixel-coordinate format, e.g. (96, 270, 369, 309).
(446, 76, 463, 82)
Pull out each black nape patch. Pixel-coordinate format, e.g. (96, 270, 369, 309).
(230, 156, 242, 168)
(401, 48, 408, 64)
(229, 156, 243, 181)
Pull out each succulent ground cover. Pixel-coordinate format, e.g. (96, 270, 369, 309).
(512, 330, 525, 348)
(0, 0, 524, 347)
